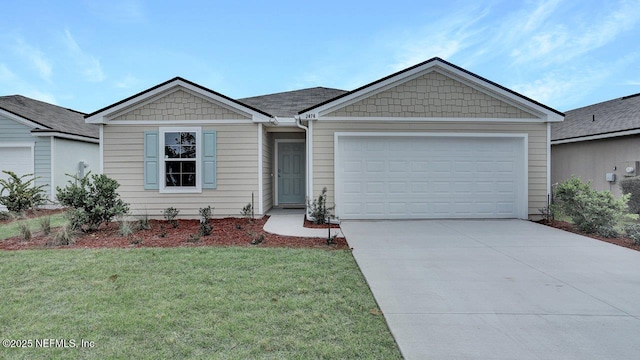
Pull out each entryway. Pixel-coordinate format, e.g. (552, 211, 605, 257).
(276, 140, 305, 205)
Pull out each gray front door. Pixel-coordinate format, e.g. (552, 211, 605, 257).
(277, 142, 305, 204)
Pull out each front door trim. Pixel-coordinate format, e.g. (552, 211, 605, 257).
(274, 139, 306, 206)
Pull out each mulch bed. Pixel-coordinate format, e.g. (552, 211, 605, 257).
(0, 216, 348, 251)
(303, 217, 341, 229)
(537, 219, 640, 252)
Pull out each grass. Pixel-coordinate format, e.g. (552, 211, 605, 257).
(0, 247, 401, 359)
(0, 212, 67, 240)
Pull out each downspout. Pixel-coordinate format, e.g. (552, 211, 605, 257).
(295, 115, 310, 213)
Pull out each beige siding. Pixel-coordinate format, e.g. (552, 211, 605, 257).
(262, 128, 273, 212)
(552, 135, 640, 197)
(103, 123, 259, 218)
(312, 121, 548, 218)
(114, 90, 250, 121)
(328, 71, 537, 119)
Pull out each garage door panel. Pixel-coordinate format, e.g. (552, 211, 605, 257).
(336, 135, 525, 219)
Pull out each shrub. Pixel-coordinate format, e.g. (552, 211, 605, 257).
(240, 202, 253, 221)
(39, 216, 51, 235)
(624, 223, 640, 245)
(17, 222, 31, 241)
(136, 212, 151, 231)
(49, 223, 74, 246)
(553, 176, 629, 236)
(307, 187, 335, 225)
(198, 206, 213, 236)
(0, 171, 48, 213)
(0, 211, 11, 221)
(163, 207, 179, 228)
(118, 218, 134, 237)
(620, 177, 640, 214)
(56, 173, 129, 232)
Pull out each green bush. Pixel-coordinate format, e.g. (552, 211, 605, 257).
(163, 207, 179, 228)
(56, 172, 129, 232)
(307, 187, 335, 225)
(624, 223, 640, 245)
(0, 171, 48, 213)
(620, 177, 640, 214)
(553, 176, 629, 237)
(198, 206, 213, 236)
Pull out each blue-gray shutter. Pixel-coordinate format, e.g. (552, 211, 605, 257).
(144, 131, 159, 190)
(202, 130, 217, 189)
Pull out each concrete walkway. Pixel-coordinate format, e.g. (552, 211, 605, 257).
(263, 213, 343, 238)
(341, 219, 640, 360)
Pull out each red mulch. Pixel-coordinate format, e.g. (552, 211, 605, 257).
(0, 216, 348, 251)
(303, 217, 341, 229)
(537, 219, 640, 252)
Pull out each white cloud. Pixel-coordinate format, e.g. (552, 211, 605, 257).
(389, 6, 491, 71)
(63, 29, 105, 82)
(114, 74, 141, 89)
(13, 38, 52, 81)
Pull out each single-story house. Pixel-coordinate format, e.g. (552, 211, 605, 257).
(0, 95, 100, 207)
(86, 57, 563, 219)
(551, 93, 640, 197)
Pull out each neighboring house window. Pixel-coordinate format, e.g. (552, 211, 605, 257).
(144, 127, 217, 193)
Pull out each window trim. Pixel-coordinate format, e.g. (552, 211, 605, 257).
(159, 126, 202, 193)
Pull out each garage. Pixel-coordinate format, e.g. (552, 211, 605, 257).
(335, 133, 527, 219)
(0, 146, 34, 183)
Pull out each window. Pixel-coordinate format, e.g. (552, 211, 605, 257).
(160, 127, 201, 193)
(143, 127, 216, 192)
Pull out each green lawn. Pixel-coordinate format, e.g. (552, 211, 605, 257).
(0, 212, 67, 240)
(0, 247, 401, 359)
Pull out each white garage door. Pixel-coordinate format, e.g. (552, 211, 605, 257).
(0, 146, 34, 183)
(335, 135, 526, 219)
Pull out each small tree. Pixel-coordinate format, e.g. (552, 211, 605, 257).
(0, 171, 48, 213)
(56, 172, 129, 231)
(553, 176, 629, 237)
(307, 187, 335, 225)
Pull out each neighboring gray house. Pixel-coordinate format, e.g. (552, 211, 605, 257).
(0, 95, 100, 206)
(86, 57, 563, 220)
(551, 93, 640, 197)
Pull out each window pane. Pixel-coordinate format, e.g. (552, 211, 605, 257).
(181, 132, 196, 145)
(164, 132, 180, 146)
(165, 145, 181, 158)
(182, 173, 196, 187)
(165, 162, 180, 187)
(183, 161, 196, 172)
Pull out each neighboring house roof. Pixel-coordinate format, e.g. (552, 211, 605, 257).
(0, 95, 98, 139)
(551, 93, 640, 143)
(299, 57, 565, 120)
(239, 87, 348, 117)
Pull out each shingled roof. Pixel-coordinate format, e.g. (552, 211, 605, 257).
(551, 93, 640, 142)
(239, 87, 348, 117)
(0, 95, 98, 139)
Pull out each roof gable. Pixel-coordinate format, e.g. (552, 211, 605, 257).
(86, 77, 273, 124)
(300, 57, 563, 122)
(326, 70, 538, 119)
(113, 89, 251, 121)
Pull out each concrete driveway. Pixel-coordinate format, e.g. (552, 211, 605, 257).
(341, 220, 640, 360)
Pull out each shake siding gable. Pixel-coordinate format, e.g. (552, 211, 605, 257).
(113, 89, 251, 121)
(327, 71, 537, 119)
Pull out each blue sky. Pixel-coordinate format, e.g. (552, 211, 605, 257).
(1, 0, 639, 114)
